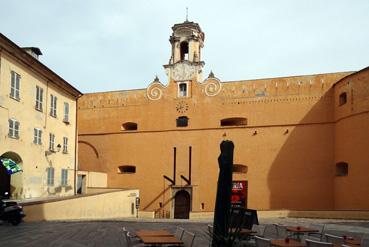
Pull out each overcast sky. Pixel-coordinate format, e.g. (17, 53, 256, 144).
(1, 0, 368, 93)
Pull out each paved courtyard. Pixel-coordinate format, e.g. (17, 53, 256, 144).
(0, 218, 369, 246)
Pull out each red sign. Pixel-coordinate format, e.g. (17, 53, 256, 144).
(231, 181, 247, 208)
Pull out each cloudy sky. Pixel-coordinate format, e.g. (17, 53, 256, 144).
(1, 0, 368, 93)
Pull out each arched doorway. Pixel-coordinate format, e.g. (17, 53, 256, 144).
(174, 190, 191, 219)
(0, 152, 22, 198)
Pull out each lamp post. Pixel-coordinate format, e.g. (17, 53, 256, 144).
(45, 144, 61, 156)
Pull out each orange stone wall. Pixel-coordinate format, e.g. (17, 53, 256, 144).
(333, 68, 369, 209)
(76, 68, 369, 214)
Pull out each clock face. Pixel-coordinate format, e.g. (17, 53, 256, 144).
(172, 63, 195, 81)
(176, 101, 189, 113)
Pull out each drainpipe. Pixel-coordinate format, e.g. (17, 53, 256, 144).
(74, 95, 81, 195)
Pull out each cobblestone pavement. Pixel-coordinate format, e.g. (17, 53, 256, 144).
(0, 218, 369, 246)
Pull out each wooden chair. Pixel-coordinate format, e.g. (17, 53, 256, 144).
(254, 236, 271, 247)
(324, 233, 344, 245)
(305, 239, 333, 246)
(181, 230, 195, 247)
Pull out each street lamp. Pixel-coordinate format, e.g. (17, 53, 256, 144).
(45, 144, 62, 156)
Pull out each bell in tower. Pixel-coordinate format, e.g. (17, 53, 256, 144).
(163, 20, 205, 86)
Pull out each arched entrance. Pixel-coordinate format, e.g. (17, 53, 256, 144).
(0, 152, 22, 198)
(174, 190, 191, 219)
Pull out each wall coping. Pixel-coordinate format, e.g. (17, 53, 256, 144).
(19, 188, 138, 206)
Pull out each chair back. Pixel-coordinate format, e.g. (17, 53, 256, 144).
(361, 236, 369, 246)
(122, 228, 129, 245)
(125, 232, 133, 247)
(324, 233, 344, 244)
(207, 224, 213, 240)
(175, 226, 185, 240)
(252, 224, 266, 237)
(273, 224, 288, 238)
(254, 236, 271, 247)
(305, 239, 333, 247)
(182, 230, 195, 247)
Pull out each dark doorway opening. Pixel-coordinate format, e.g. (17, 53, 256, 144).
(174, 190, 191, 219)
(0, 152, 22, 198)
(77, 175, 86, 194)
(0, 163, 10, 197)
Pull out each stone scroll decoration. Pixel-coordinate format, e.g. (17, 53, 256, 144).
(202, 72, 222, 97)
(146, 76, 166, 101)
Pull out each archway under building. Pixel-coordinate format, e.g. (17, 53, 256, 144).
(174, 190, 191, 219)
(0, 151, 22, 198)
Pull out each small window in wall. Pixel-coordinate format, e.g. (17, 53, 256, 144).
(10, 71, 21, 100)
(63, 102, 69, 123)
(61, 169, 68, 186)
(8, 119, 20, 139)
(118, 165, 136, 174)
(50, 94, 57, 117)
(339, 92, 347, 106)
(220, 117, 247, 126)
(336, 162, 348, 176)
(35, 86, 43, 111)
(178, 83, 188, 97)
(233, 164, 248, 174)
(33, 128, 42, 144)
(176, 116, 188, 127)
(47, 167, 55, 186)
(122, 122, 138, 131)
(180, 41, 189, 60)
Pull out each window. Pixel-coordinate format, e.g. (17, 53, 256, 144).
(220, 117, 247, 126)
(179, 83, 187, 97)
(122, 122, 138, 131)
(339, 92, 347, 106)
(176, 116, 189, 127)
(63, 102, 69, 123)
(63, 137, 68, 153)
(180, 41, 189, 60)
(336, 162, 348, 176)
(61, 169, 68, 186)
(50, 94, 57, 117)
(10, 71, 20, 100)
(47, 167, 55, 186)
(118, 165, 136, 174)
(35, 86, 43, 111)
(8, 119, 20, 139)
(34, 128, 42, 145)
(49, 133, 55, 151)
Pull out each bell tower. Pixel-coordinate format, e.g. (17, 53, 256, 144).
(164, 20, 205, 88)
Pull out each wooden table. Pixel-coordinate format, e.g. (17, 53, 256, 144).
(344, 237, 361, 246)
(286, 226, 319, 241)
(136, 230, 173, 237)
(138, 236, 183, 245)
(271, 239, 306, 247)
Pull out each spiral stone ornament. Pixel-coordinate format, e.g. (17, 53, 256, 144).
(204, 79, 222, 96)
(146, 84, 163, 100)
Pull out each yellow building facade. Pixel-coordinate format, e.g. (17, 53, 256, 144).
(0, 34, 81, 199)
(78, 21, 369, 218)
